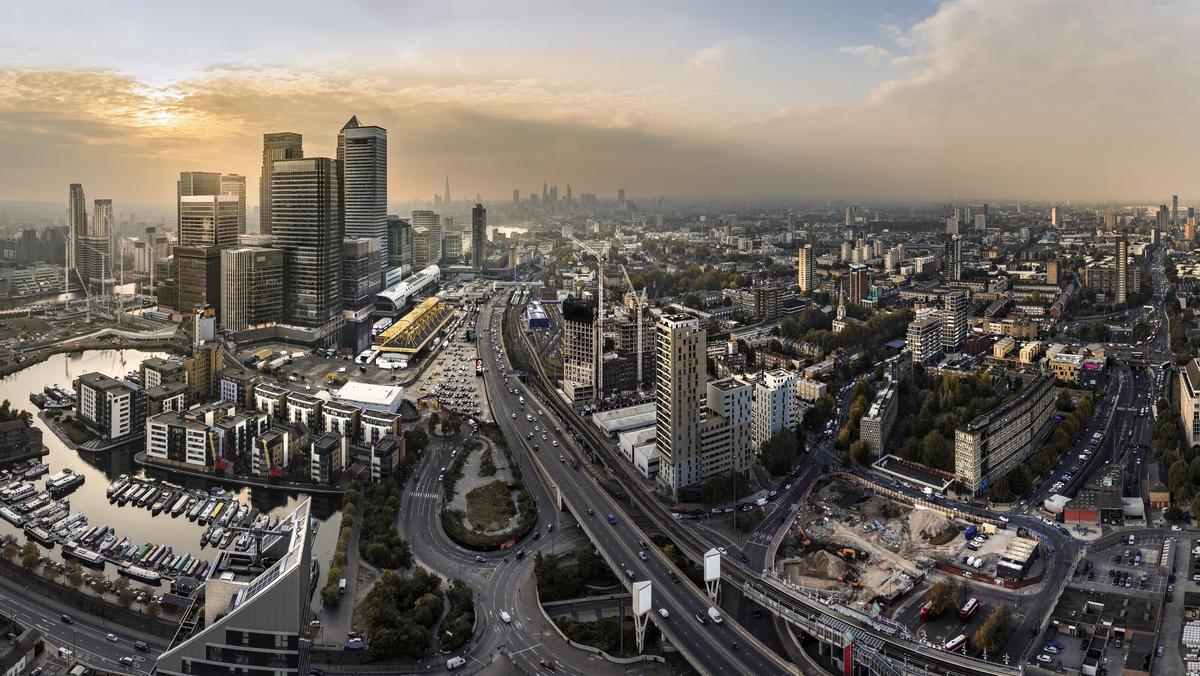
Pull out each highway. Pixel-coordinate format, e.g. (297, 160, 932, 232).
(479, 299, 793, 675)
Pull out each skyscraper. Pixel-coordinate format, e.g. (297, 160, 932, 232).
(179, 195, 240, 248)
(444, 175, 451, 206)
(797, 245, 814, 292)
(472, 203, 487, 271)
(411, 210, 441, 267)
(943, 235, 962, 282)
(1173, 194, 1179, 226)
(271, 157, 343, 343)
(618, 187, 626, 208)
(220, 174, 248, 234)
(259, 132, 304, 235)
(1156, 205, 1167, 245)
(386, 215, 413, 277)
(177, 171, 221, 232)
(92, 199, 113, 237)
(512, 189, 520, 204)
(941, 290, 968, 352)
(1050, 205, 1059, 228)
(849, 268, 870, 305)
(1116, 233, 1128, 305)
(341, 238, 383, 352)
(67, 184, 87, 276)
(220, 246, 282, 331)
(337, 116, 387, 277)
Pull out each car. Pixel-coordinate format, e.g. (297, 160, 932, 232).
(107, 633, 118, 642)
(310, 669, 326, 676)
(1043, 644, 1061, 654)
(475, 555, 487, 563)
(1036, 654, 1053, 664)
(658, 608, 670, 618)
(625, 569, 635, 579)
(60, 614, 72, 624)
(344, 638, 366, 650)
(134, 641, 149, 652)
(120, 657, 136, 667)
(639, 551, 649, 561)
(499, 611, 512, 623)
(1157, 646, 1165, 657)
(538, 658, 557, 671)
(669, 571, 681, 583)
(586, 508, 594, 516)
(998, 516, 1010, 523)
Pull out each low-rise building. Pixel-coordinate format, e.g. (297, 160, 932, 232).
(359, 409, 402, 447)
(309, 433, 348, 484)
(795, 377, 828, 401)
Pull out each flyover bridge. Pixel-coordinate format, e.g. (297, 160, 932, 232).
(374, 297, 453, 353)
(505, 302, 1021, 676)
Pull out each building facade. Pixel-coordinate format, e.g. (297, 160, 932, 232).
(337, 117, 387, 278)
(259, 132, 303, 235)
(954, 376, 1056, 495)
(221, 246, 283, 331)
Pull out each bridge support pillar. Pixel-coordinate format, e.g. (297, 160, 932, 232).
(554, 484, 563, 511)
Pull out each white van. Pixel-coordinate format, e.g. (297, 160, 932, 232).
(447, 656, 467, 671)
(499, 611, 512, 623)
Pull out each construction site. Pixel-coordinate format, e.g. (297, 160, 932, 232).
(775, 478, 1025, 606)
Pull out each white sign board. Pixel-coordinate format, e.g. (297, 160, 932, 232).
(704, 548, 722, 583)
(632, 580, 652, 616)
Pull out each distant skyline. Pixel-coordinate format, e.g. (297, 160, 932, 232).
(1, 0, 1198, 206)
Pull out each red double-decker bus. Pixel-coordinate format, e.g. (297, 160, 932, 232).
(958, 597, 979, 621)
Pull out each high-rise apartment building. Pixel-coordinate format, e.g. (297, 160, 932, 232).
(561, 298, 599, 403)
(797, 245, 815, 292)
(220, 246, 283, 332)
(1115, 233, 1128, 305)
(1179, 359, 1200, 448)
(411, 210, 441, 267)
(472, 203, 487, 271)
(67, 183, 87, 274)
(907, 314, 942, 364)
(941, 290, 969, 352)
(943, 235, 962, 281)
(259, 132, 304, 235)
(954, 376, 1055, 496)
(1155, 205, 1167, 245)
(337, 116, 387, 278)
(271, 157, 343, 344)
(848, 268, 870, 305)
(220, 174, 248, 234)
(749, 369, 798, 451)
(1173, 194, 1179, 226)
(654, 314, 751, 499)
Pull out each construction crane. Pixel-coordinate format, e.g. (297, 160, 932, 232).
(619, 263, 649, 391)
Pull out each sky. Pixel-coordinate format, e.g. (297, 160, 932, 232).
(1, 0, 1198, 207)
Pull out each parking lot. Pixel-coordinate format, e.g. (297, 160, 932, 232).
(411, 330, 488, 421)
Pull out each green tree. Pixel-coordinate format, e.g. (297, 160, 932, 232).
(1169, 460, 1192, 501)
(19, 541, 39, 570)
(1007, 464, 1033, 496)
(924, 580, 956, 615)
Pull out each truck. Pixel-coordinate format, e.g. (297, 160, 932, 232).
(964, 525, 978, 541)
(707, 607, 724, 624)
(338, 578, 347, 595)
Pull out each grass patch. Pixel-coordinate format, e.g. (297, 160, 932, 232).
(465, 480, 515, 531)
(57, 417, 96, 444)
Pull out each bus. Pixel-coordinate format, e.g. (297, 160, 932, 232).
(1130, 351, 1144, 363)
(958, 597, 980, 622)
(943, 634, 968, 653)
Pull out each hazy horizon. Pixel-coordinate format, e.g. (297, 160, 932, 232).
(2, 0, 1197, 207)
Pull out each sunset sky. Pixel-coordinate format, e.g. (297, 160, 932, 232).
(1, 0, 1197, 206)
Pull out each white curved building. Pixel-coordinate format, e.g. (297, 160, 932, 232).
(375, 264, 440, 315)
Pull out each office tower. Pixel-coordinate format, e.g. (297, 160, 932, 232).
(220, 246, 283, 331)
(1190, 207, 1196, 220)
(93, 198, 115, 270)
(472, 203, 487, 271)
(1173, 195, 1179, 226)
(839, 241, 852, 262)
(271, 157, 344, 343)
(153, 500, 314, 676)
(442, 231, 463, 261)
(1187, 218, 1197, 242)
(566, 184, 572, 203)
(175, 245, 221, 315)
(444, 175, 451, 206)
(942, 290, 968, 352)
(259, 132, 304, 235)
(797, 245, 815, 292)
(1115, 233, 1128, 305)
(1050, 205, 1058, 228)
(974, 213, 986, 230)
(943, 235, 962, 281)
(946, 215, 959, 235)
(341, 237, 383, 352)
(1155, 205, 1167, 245)
(849, 268, 869, 305)
(179, 195, 240, 248)
(411, 209, 441, 266)
(177, 171, 221, 231)
(907, 314, 942, 364)
(1104, 211, 1117, 231)
(512, 189, 520, 204)
(618, 187, 626, 209)
(386, 215, 413, 276)
(220, 174, 248, 234)
(337, 116, 388, 276)
(67, 183, 87, 274)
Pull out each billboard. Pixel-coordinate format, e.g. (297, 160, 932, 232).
(632, 580, 652, 616)
(704, 548, 722, 582)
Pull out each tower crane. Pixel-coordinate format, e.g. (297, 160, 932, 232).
(569, 234, 606, 399)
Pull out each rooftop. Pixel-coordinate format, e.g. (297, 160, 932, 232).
(333, 381, 404, 409)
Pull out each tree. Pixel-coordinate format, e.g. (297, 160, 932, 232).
(146, 600, 162, 617)
(1191, 492, 1200, 519)
(0, 540, 18, 562)
(1169, 460, 1192, 501)
(972, 604, 1011, 655)
(1007, 464, 1033, 496)
(849, 439, 871, 465)
(924, 580, 956, 615)
(405, 428, 430, 455)
(19, 541, 39, 571)
(66, 562, 84, 587)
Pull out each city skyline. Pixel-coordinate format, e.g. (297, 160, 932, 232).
(2, 0, 1198, 206)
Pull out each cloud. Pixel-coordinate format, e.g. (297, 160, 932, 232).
(686, 43, 729, 74)
(838, 44, 893, 66)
